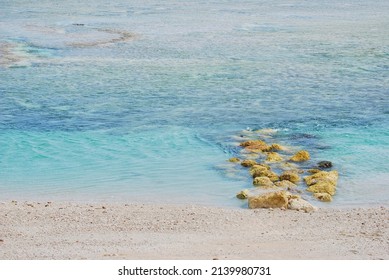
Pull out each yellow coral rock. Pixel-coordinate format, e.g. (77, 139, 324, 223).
(250, 166, 268, 176)
(264, 170, 279, 182)
(239, 140, 270, 152)
(248, 191, 289, 209)
(249, 165, 268, 176)
(275, 180, 297, 189)
(307, 169, 321, 174)
(251, 169, 279, 182)
(290, 150, 310, 162)
(304, 170, 339, 186)
(236, 189, 250, 199)
(241, 159, 257, 167)
(228, 157, 240, 163)
(314, 193, 333, 202)
(265, 152, 283, 162)
(272, 143, 285, 150)
(253, 176, 275, 188)
(307, 181, 336, 196)
(279, 171, 300, 184)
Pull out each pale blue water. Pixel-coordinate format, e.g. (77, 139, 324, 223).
(1, 0, 388, 207)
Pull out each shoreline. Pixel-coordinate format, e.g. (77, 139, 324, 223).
(0, 200, 388, 260)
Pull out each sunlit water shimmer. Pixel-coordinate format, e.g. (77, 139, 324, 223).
(1, 0, 388, 207)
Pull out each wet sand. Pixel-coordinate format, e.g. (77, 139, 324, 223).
(0, 201, 388, 260)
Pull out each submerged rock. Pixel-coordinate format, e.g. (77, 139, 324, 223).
(253, 176, 275, 188)
(313, 193, 333, 202)
(254, 128, 278, 135)
(307, 169, 321, 174)
(279, 171, 300, 184)
(228, 157, 240, 163)
(318, 161, 333, 169)
(242, 153, 260, 159)
(236, 190, 249, 199)
(248, 191, 289, 209)
(288, 198, 318, 213)
(290, 150, 310, 162)
(279, 161, 300, 171)
(275, 180, 297, 189)
(241, 159, 257, 167)
(265, 152, 283, 162)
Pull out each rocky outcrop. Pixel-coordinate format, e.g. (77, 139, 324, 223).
(290, 150, 310, 162)
(230, 130, 339, 208)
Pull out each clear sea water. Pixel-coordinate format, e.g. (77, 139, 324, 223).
(1, 0, 388, 207)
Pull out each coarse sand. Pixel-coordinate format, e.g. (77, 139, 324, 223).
(0, 201, 388, 260)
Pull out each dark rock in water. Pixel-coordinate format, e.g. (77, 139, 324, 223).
(291, 133, 318, 140)
(314, 144, 332, 150)
(318, 161, 332, 168)
(73, 23, 85, 26)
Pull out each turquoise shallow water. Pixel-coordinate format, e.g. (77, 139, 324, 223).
(1, 0, 388, 207)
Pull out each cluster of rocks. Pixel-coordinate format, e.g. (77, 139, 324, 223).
(228, 130, 339, 212)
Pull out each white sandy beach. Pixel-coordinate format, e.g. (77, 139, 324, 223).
(0, 201, 388, 260)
